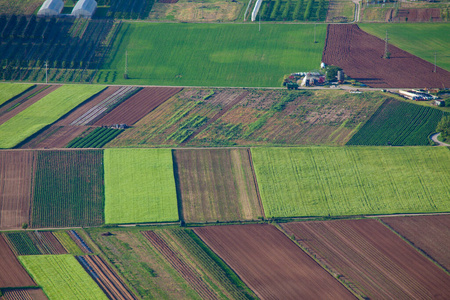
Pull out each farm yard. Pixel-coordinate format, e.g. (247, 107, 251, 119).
(194, 224, 355, 299)
(0, 0, 450, 299)
(251, 147, 450, 218)
(104, 149, 179, 224)
(102, 22, 326, 87)
(174, 149, 263, 223)
(322, 24, 450, 88)
(32, 150, 104, 228)
(281, 219, 450, 299)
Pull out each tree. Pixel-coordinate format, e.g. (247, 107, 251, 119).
(436, 116, 450, 141)
(325, 65, 342, 81)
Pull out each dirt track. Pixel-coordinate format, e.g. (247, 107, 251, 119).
(322, 24, 450, 88)
(194, 224, 355, 300)
(282, 219, 450, 299)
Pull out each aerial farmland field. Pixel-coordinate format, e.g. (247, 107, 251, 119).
(251, 146, 450, 218)
(101, 22, 326, 87)
(360, 23, 450, 72)
(19, 255, 108, 300)
(174, 149, 263, 223)
(0, 83, 34, 107)
(0, 85, 106, 149)
(104, 149, 178, 224)
(0, 235, 35, 288)
(32, 150, 104, 228)
(282, 219, 450, 299)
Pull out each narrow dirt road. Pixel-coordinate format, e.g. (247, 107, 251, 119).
(431, 133, 450, 146)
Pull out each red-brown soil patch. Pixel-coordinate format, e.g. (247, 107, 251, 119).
(0, 150, 35, 229)
(32, 231, 68, 255)
(94, 87, 182, 126)
(282, 219, 450, 299)
(381, 215, 450, 271)
(322, 24, 450, 88)
(0, 85, 60, 125)
(22, 126, 88, 149)
(77, 255, 137, 300)
(0, 235, 35, 288)
(2, 288, 47, 300)
(194, 224, 355, 300)
(142, 231, 218, 299)
(386, 8, 442, 22)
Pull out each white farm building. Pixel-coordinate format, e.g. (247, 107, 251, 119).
(37, 0, 64, 16)
(72, 0, 97, 17)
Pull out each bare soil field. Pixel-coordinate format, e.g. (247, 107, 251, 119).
(0, 85, 59, 125)
(142, 231, 217, 299)
(381, 215, 450, 271)
(1, 288, 47, 300)
(95, 87, 182, 126)
(386, 8, 442, 22)
(20, 126, 88, 149)
(77, 255, 137, 300)
(0, 235, 35, 288)
(282, 219, 450, 299)
(0, 151, 35, 229)
(174, 149, 263, 223)
(322, 24, 450, 88)
(194, 224, 355, 300)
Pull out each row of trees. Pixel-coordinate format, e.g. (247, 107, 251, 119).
(106, 0, 155, 19)
(259, 0, 328, 21)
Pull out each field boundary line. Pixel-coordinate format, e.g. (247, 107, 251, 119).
(247, 148, 265, 219)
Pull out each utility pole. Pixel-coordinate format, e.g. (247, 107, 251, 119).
(124, 50, 128, 79)
(384, 30, 390, 59)
(434, 51, 437, 73)
(45, 61, 48, 84)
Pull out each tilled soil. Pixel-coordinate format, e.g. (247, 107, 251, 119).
(322, 24, 450, 88)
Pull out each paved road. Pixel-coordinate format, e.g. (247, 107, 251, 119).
(431, 133, 450, 146)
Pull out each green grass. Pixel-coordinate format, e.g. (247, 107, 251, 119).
(0, 85, 106, 148)
(19, 255, 107, 300)
(102, 22, 326, 87)
(251, 147, 450, 218)
(0, 83, 34, 107)
(360, 23, 450, 72)
(53, 231, 85, 255)
(104, 149, 179, 224)
(347, 98, 447, 146)
(32, 150, 104, 228)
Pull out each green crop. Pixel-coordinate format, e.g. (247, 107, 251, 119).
(0, 83, 34, 106)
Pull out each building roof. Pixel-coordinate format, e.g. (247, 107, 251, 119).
(72, 0, 97, 17)
(37, 0, 64, 16)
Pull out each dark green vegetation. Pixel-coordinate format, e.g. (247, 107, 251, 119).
(101, 22, 326, 87)
(32, 150, 104, 228)
(87, 228, 201, 299)
(105, 0, 155, 19)
(4, 232, 40, 255)
(0, 16, 116, 83)
(437, 115, 450, 142)
(252, 147, 450, 218)
(108, 89, 385, 147)
(347, 98, 447, 146)
(259, 0, 328, 21)
(67, 127, 123, 148)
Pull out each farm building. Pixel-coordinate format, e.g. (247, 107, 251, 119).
(37, 0, 64, 16)
(72, 0, 97, 17)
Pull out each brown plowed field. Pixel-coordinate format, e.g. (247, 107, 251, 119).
(174, 148, 263, 223)
(20, 126, 87, 149)
(30, 231, 67, 255)
(322, 24, 450, 88)
(0, 150, 35, 229)
(382, 215, 450, 271)
(386, 8, 441, 22)
(0, 235, 35, 288)
(2, 288, 47, 300)
(94, 87, 182, 126)
(282, 219, 450, 299)
(78, 255, 137, 300)
(142, 231, 219, 300)
(0, 85, 59, 125)
(194, 224, 355, 300)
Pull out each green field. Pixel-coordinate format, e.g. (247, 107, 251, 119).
(347, 98, 446, 146)
(32, 150, 104, 228)
(0, 85, 105, 148)
(101, 22, 326, 87)
(53, 231, 85, 255)
(104, 149, 179, 224)
(251, 147, 450, 218)
(360, 23, 450, 71)
(0, 83, 34, 107)
(19, 255, 107, 300)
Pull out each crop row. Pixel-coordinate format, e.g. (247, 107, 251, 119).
(107, 0, 155, 19)
(259, 0, 328, 21)
(4, 231, 67, 255)
(67, 127, 124, 148)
